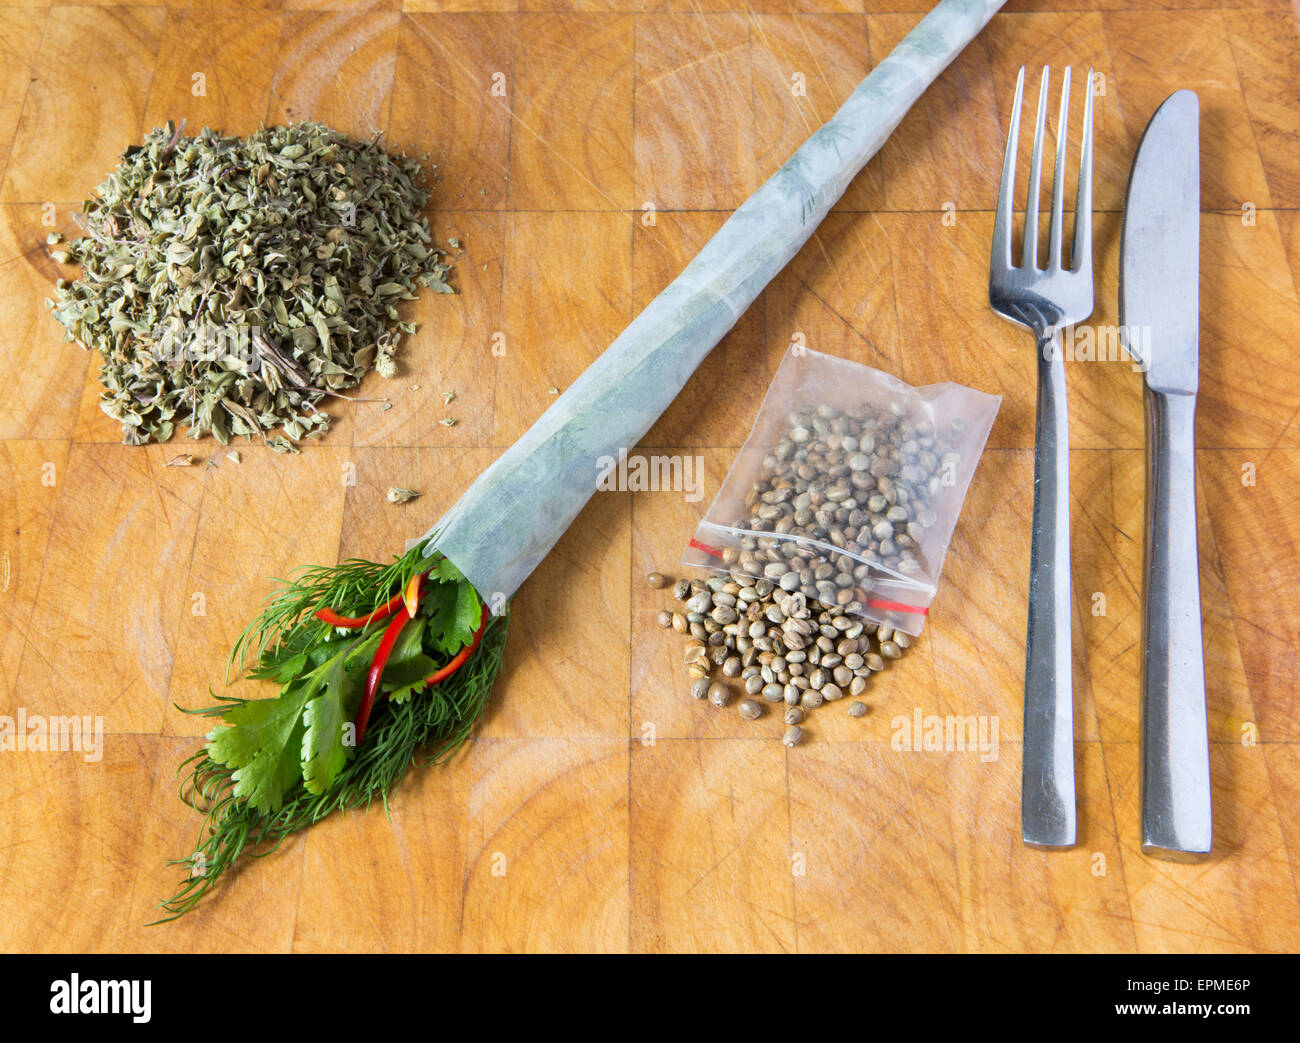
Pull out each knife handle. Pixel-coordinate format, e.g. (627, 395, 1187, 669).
(1022, 338, 1075, 848)
(1141, 389, 1212, 859)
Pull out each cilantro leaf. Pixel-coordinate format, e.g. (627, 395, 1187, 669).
(426, 555, 465, 585)
(300, 644, 368, 794)
(373, 615, 437, 703)
(247, 650, 307, 685)
(419, 581, 455, 637)
(384, 615, 427, 670)
(425, 578, 481, 656)
(208, 631, 377, 810)
(381, 653, 440, 703)
(207, 685, 311, 814)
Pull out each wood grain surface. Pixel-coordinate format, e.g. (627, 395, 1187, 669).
(1, 0, 1298, 954)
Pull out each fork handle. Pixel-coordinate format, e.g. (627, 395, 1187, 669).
(1140, 388, 1212, 859)
(1022, 334, 1076, 848)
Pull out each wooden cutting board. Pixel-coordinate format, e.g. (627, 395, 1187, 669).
(1, 0, 1297, 953)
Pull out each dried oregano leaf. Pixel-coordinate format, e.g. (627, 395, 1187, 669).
(47, 120, 453, 447)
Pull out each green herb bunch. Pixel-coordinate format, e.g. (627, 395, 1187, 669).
(158, 547, 506, 922)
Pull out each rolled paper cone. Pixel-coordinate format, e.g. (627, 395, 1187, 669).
(423, 0, 1006, 606)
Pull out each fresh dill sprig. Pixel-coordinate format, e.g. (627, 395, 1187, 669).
(228, 543, 431, 676)
(155, 610, 509, 924)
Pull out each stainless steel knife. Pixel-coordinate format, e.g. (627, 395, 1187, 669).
(1119, 90, 1213, 860)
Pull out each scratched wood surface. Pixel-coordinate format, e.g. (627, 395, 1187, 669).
(1, 0, 1298, 954)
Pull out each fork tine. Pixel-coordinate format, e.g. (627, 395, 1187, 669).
(1048, 68, 1071, 269)
(1072, 68, 1095, 273)
(1023, 66, 1050, 269)
(992, 66, 1025, 271)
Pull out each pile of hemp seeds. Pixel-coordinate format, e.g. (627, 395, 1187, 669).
(649, 569, 910, 746)
(646, 396, 970, 743)
(736, 400, 966, 588)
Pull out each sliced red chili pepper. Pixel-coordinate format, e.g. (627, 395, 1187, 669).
(314, 571, 428, 629)
(354, 574, 425, 744)
(314, 593, 403, 630)
(422, 601, 490, 688)
(354, 588, 489, 746)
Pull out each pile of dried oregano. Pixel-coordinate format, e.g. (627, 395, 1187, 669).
(47, 121, 452, 448)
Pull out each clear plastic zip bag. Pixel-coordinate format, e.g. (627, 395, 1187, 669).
(683, 346, 1000, 636)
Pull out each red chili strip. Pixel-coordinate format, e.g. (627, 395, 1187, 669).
(314, 591, 406, 629)
(354, 574, 425, 744)
(354, 612, 409, 745)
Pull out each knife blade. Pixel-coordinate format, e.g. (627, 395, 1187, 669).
(1119, 89, 1212, 860)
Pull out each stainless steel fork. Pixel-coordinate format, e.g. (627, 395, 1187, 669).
(989, 66, 1094, 848)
